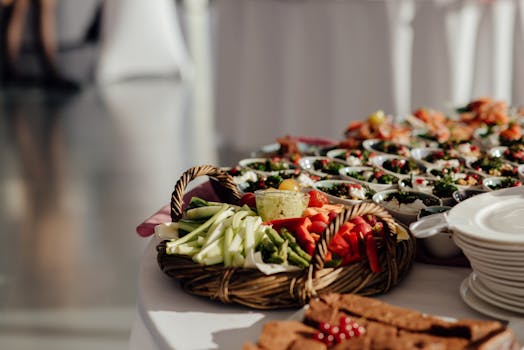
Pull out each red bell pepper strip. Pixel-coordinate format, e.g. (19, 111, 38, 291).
(365, 234, 382, 273)
(328, 233, 351, 258)
(294, 218, 316, 255)
(309, 212, 330, 224)
(264, 217, 317, 255)
(264, 217, 308, 231)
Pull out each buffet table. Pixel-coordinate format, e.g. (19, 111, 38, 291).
(129, 234, 489, 350)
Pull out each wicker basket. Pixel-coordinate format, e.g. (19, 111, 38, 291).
(157, 165, 416, 309)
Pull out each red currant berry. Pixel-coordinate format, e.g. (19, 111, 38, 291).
(339, 316, 352, 326)
(334, 332, 348, 344)
(325, 334, 335, 346)
(313, 332, 326, 342)
(329, 326, 340, 335)
(319, 322, 331, 333)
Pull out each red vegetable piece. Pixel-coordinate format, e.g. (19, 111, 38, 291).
(351, 222, 373, 237)
(308, 190, 329, 207)
(328, 211, 338, 222)
(264, 217, 308, 230)
(328, 233, 351, 258)
(309, 212, 330, 224)
(310, 220, 328, 234)
(350, 216, 367, 226)
(239, 193, 256, 208)
(365, 234, 382, 273)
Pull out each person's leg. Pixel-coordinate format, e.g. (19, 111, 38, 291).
(1, 0, 30, 83)
(32, 0, 79, 90)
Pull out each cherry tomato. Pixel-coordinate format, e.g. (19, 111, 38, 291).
(239, 193, 256, 208)
(278, 178, 300, 191)
(308, 190, 329, 207)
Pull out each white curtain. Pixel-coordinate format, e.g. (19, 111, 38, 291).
(215, 0, 524, 151)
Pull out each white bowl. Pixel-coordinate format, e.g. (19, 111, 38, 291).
(416, 206, 461, 258)
(399, 176, 458, 206)
(238, 157, 295, 175)
(482, 176, 522, 191)
(411, 147, 463, 170)
(373, 189, 442, 225)
(426, 166, 484, 188)
(466, 156, 518, 177)
(313, 179, 375, 206)
(372, 154, 422, 180)
(326, 148, 374, 166)
(339, 166, 398, 192)
(362, 139, 411, 157)
(298, 156, 349, 178)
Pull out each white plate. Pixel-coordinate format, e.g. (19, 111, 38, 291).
(479, 274, 524, 298)
(447, 186, 524, 244)
(468, 260, 524, 282)
(467, 274, 524, 314)
(472, 274, 524, 306)
(467, 256, 524, 273)
(453, 231, 524, 252)
(476, 270, 524, 289)
(460, 274, 524, 321)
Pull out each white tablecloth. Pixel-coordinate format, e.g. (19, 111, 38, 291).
(215, 0, 524, 151)
(129, 237, 487, 350)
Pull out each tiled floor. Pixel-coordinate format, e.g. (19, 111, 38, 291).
(0, 3, 244, 349)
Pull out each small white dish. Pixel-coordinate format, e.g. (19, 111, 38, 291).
(372, 154, 422, 180)
(482, 176, 522, 191)
(362, 138, 411, 157)
(298, 156, 349, 178)
(326, 148, 374, 166)
(313, 179, 375, 206)
(339, 166, 398, 192)
(238, 157, 295, 175)
(373, 189, 441, 225)
(411, 147, 463, 170)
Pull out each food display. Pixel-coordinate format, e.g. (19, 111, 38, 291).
(146, 97, 524, 338)
(245, 293, 519, 350)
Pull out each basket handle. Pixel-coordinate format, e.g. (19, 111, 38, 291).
(170, 165, 242, 222)
(311, 201, 406, 272)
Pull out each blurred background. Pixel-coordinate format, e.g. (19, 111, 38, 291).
(0, 0, 522, 349)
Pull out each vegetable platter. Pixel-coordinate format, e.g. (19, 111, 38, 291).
(156, 165, 415, 310)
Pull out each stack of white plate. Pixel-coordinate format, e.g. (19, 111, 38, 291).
(448, 186, 524, 320)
